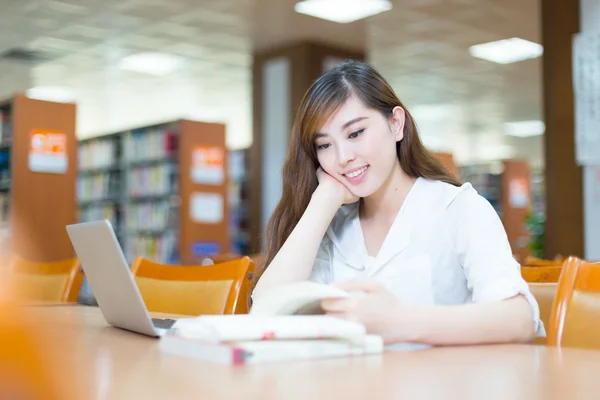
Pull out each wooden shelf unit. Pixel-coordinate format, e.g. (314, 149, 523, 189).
(0, 94, 77, 262)
(77, 119, 230, 265)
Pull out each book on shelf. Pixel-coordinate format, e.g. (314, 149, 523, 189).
(79, 139, 118, 171)
(0, 193, 10, 227)
(0, 107, 12, 145)
(127, 164, 177, 197)
(126, 232, 178, 264)
(125, 127, 177, 162)
(227, 149, 250, 255)
(77, 119, 231, 265)
(78, 205, 119, 230)
(77, 173, 121, 202)
(0, 149, 9, 188)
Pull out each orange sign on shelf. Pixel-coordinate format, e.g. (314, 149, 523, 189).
(191, 146, 224, 185)
(509, 177, 530, 209)
(28, 129, 68, 174)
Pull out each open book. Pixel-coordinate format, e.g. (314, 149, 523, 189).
(249, 280, 362, 316)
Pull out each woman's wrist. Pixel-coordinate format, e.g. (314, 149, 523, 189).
(312, 184, 344, 210)
(385, 304, 424, 344)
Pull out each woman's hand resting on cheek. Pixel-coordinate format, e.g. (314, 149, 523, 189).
(316, 167, 359, 206)
(321, 281, 411, 345)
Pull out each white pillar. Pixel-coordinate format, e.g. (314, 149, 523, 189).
(579, 0, 600, 261)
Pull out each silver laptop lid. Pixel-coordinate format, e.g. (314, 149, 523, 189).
(66, 220, 158, 337)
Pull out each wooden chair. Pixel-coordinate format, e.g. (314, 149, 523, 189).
(524, 255, 564, 267)
(9, 256, 83, 303)
(210, 253, 242, 264)
(528, 282, 558, 344)
(130, 256, 254, 316)
(548, 256, 600, 349)
(205, 253, 259, 313)
(521, 265, 563, 283)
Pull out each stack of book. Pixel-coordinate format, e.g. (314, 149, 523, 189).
(159, 315, 383, 365)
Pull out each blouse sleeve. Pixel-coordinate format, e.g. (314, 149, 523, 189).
(444, 187, 546, 337)
(308, 236, 332, 284)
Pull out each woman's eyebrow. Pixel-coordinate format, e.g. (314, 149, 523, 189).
(315, 117, 369, 137)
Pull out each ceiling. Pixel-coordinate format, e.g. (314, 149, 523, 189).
(0, 0, 543, 167)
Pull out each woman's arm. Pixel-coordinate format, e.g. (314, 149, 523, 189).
(253, 168, 359, 299)
(252, 185, 343, 299)
(321, 282, 535, 345)
(390, 295, 535, 345)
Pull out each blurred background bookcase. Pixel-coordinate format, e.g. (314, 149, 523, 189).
(77, 119, 233, 266)
(227, 148, 251, 256)
(0, 94, 77, 263)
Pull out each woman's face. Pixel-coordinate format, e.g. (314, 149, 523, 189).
(313, 95, 405, 198)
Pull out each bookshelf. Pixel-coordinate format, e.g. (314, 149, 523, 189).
(0, 101, 12, 260)
(228, 148, 251, 256)
(0, 94, 77, 262)
(77, 119, 229, 265)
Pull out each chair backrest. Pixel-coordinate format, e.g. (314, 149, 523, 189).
(235, 258, 256, 314)
(524, 255, 564, 267)
(9, 256, 83, 303)
(521, 265, 562, 283)
(548, 257, 600, 349)
(528, 282, 558, 343)
(130, 256, 254, 316)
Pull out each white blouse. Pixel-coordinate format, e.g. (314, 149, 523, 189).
(309, 177, 545, 337)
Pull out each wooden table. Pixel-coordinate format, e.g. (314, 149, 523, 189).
(26, 306, 600, 399)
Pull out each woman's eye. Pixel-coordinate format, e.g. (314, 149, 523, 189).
(316, 143, 330, 150)
(349, 129, 365, 139)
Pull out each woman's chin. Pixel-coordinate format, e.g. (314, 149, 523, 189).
(349, 187, 377, 199)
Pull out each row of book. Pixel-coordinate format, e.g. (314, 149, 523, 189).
(0, 193, 10, 227)
(77, 205, 120, 232)
(79, 138, 119, 171)
(125, 232, 177, 264)
(531, 169, 545, 215)
(227, 150, 250, 255)
(0, 150, 10, 186)
(124, 127, 177, 162)
(127, 164, 177, 198)
(0, 108, 12, 146)
(125, 201, 176, 232)
(78, 165, 178, 201)
(0, 191, 10, 259)
(77, 174, 121, 203)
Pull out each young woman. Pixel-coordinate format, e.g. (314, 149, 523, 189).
(252, 60, 544, 346)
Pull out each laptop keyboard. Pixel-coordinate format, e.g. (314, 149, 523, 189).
(152, 318, 177, 330)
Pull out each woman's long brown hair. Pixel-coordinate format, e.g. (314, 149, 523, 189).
(257, 60, 461, 279)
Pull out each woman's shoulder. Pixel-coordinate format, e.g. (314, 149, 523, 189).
(419, 178, 478, 210)
(421, 178, 498, 221)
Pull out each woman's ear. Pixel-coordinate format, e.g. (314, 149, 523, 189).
(390, 106, 406, 142)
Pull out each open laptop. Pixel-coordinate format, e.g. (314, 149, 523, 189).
(66, 219, 178, 337)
